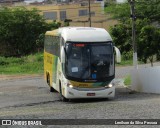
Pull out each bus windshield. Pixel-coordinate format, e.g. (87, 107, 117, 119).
(65, 42, 114, 81)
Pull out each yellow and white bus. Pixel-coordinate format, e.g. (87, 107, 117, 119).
(44, 27, 121, 101)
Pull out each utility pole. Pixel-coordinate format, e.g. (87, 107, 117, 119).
(128, 0, 138, 69)
(88, 0, 91, 27)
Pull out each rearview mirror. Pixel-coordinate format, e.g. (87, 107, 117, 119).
(60, 46, 65, 63)
(114, 46, 121, 63)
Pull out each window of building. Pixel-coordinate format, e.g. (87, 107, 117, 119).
(79, 9, 88, 16)
(91, 11, 95, 16)
(60, 11, 67, 21)
(43, 11, 57, 20)
(81, 2, 88, 6)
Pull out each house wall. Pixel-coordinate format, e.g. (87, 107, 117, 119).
(14, 2, 117, 30)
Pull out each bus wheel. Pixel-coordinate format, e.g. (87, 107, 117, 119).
(46, 73, 50, 86)
(47, 73, 55, 92)
(59, 83, 69, 102)
(50, 87, 56, 92)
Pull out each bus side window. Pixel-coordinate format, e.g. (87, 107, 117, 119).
(52, 36, 60, 57)
(44, 35, 52, 54)
(60, 37, 65, 47)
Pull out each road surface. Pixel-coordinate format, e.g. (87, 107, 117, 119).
(0, 64, 160, 127)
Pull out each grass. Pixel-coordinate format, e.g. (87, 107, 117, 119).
(116, 59, 144, 67)
(124, 75, 131, 86)
(116, 59, 133, 66)
(0, 54, 143, 75)
(0, 53, 43, 75)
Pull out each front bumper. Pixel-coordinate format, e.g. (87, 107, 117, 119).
(64, 86, 115, 99)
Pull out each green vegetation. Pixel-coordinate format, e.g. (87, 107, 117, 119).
(124, 75, 131, 86)
(116, 59, 144, 66)
(0, 53, 142, 75)
(116, 59, 132, 66)
(0, 7, 62, 74)
(0, 7, 60, 57)
(105, 0, 160, 66)
(0, 53, 43, 75)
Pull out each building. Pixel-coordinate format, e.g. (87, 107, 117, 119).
(0, 0, 23, 3)
(24, 2, 117, 30)
(4, 0, 117, 30)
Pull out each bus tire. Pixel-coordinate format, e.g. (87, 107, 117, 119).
(47, 73, 56, 92)
(59, 82, 69, 102)
(50, 87, 56, 92)
(46, 73, 50, 86)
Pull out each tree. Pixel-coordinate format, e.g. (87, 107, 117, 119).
(36, 21, 61, 51)
(0, 7, 60, 56)
(105, 0, 160, 23)
(47, 20, 61, 30)
(135, 0, 160, 23)
(105, 2, 130, 24)
(138, 26, 160, 66)
(110, 23, 132, 60)
(105, 0, 160, 65)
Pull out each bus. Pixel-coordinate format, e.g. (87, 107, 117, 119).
(44, 27, 121, 101)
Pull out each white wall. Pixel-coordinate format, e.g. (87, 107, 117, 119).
(116, 0, 127, 3)
(131, 66, 160, 94)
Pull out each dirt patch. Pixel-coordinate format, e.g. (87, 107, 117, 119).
(0, 74, 43, 81)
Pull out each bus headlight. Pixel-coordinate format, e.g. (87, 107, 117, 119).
(67, 82, 73, 88)
(108, 84, 113, 88)
(69, 85, 73, 88)
(105, 83, 113, 88)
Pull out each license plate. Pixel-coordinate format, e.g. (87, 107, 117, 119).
(87, 93, 95, 96)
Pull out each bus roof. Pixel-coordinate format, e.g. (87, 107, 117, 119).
(61, 27, 112, 42)
(45, 27, 112, 42)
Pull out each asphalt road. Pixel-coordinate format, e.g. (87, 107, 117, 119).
(0, 63, 160, 127)
(0, 75, 160, 128)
